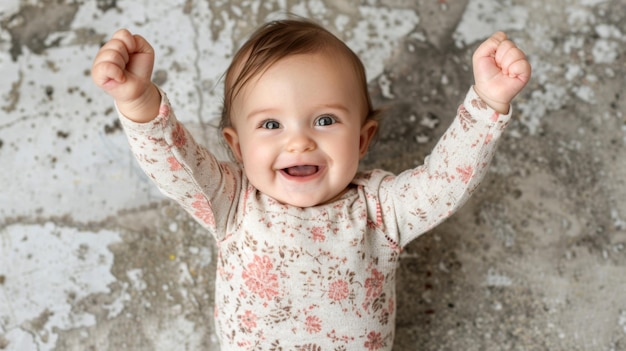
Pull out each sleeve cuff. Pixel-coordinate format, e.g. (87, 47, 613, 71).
(116, 86, 171, 132)
(464, 86, 512, 125)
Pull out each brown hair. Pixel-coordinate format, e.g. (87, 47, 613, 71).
(219, 18, 379, 130)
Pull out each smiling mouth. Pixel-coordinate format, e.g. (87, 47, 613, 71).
(282, 165, 319, 177)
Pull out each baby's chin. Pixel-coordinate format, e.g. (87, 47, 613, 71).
(244, 169, 356, 208)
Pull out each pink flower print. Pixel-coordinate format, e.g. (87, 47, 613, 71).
(167, 156, 182, 171)
(191, 193, 215, 225)
(311, 226, 325, 242)
(364, 331, 384, 350)
(236, 340, 252, 348)
(484, 133, 494, 144)
(364, 269, 384, 300)
(156, 104, 171, 127)
(490, 111, 500, 122)
(456, 165, 473, 184)
(304, 315, 322, 334)
(367, 201, 384, 229)
(458, 106, 477, 131)
(471, 98, 488, 110)
(328, 279, 349, 301)
(239, 310, 257, 331)
(159, 103, 170, 117)
(172, 122, 187, 148)
(242, 255, 279, 301)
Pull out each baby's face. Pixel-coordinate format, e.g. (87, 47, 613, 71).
(223, 52, 377, 207)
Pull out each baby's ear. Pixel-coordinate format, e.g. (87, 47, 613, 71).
(358, 119, 378, 159)
(222, 127, 243, 162)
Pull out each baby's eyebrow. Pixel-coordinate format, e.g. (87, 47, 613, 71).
(316, 103, 351, 114)
(246, 107, 279, 120)
(246, 103, 351, 120)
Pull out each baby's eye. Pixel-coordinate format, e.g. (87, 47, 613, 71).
(261, 120, 281, 129)
(315, 115, 336, 126)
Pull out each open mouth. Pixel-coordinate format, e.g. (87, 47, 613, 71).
(282, 165, 320, 177)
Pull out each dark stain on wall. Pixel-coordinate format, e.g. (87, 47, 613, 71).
(1, 2, 79, 61)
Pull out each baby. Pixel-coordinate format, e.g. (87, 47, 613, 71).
(92, 19, 530, 351)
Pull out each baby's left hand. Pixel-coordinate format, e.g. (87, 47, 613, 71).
(472, 32, 531, 114)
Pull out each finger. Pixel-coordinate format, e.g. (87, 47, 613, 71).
(92, 44, 132, 84)
(125, 34, 155, 81)
(473, 31, 507, 61)
(131, 34, 154, 55)
(498, 46, 527, 76)
(96, 46, 129, 70)
(494, 39, 518, 68)
(95, 37, 131, 69)
(507, 58, 532, 83)
(110, 29, 136, 53)
(111, 29, 154, 57)
(91, 61, 124, 88)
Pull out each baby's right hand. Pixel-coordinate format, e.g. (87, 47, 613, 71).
(92, 29, 160, 122)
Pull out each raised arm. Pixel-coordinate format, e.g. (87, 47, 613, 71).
(92, 30, 243, 238)
(377, 32, 531, 247)
(92, 29, 161, 122)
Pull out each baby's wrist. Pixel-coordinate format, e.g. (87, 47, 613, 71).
(472, 85, 510, 115)
(116, 84, 161, 123)
(484, 101, 510, 115)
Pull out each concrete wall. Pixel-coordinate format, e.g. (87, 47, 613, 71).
(1, 0, 625, 350)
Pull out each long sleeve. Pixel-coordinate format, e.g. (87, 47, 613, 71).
(117, 89, 243, 239)
(372, 86, 512, 247)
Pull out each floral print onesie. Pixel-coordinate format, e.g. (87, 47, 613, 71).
(118, 86, 511, 351)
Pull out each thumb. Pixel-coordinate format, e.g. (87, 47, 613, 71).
(126, 34, 155, 82)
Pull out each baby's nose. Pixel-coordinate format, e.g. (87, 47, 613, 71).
(286, 131, 316, 153)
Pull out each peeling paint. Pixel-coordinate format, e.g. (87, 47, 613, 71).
(0, 223, 120, 350)
(1, 2, 79, 61)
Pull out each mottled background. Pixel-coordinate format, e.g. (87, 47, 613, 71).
(1, 0, 625, 350)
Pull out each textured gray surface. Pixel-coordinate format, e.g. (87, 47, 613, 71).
(1, 0, 625, 350)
